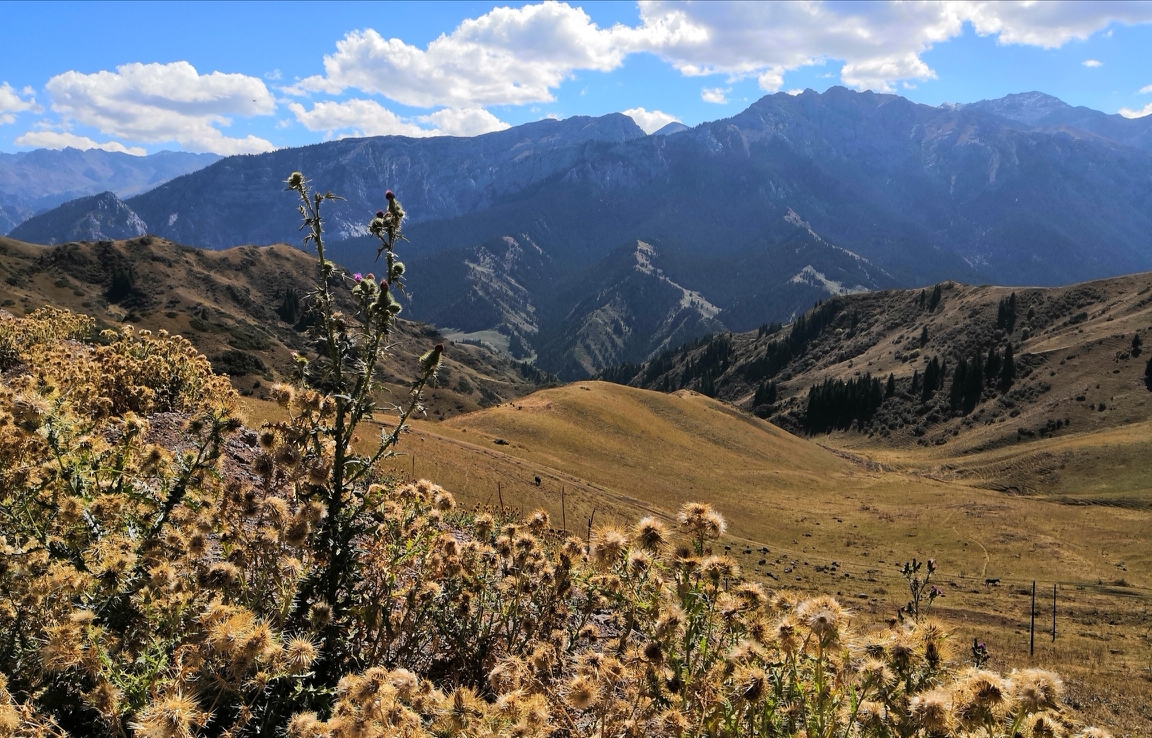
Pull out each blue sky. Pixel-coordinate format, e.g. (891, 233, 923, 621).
(2, 1, 1151, 155)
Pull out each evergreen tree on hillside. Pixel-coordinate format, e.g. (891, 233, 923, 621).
(1000, 343, 1016, 388)
(984, 347, 1001, 382)
(886, 373, 896, 398)
(753, 380, 778, 407)
(927, 283, 943, 312)
(919, 325, 929, 347)
(804, 373, 884, 433)
(921, 357, 943, 402)
(997, 293, 1017, 332)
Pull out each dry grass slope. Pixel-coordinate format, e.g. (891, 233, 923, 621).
(268, 380, 1152, 733)
(0, 235, 546, 417)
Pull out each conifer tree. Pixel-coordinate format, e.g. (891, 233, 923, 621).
(1000, 343, 1016, 388)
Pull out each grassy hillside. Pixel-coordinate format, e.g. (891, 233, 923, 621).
(240, 381, 1152, 733)
(609, 275, 1152, 499)
(0, 235, 550, 417)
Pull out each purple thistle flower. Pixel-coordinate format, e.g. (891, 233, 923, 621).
(353, 273, 363, 282)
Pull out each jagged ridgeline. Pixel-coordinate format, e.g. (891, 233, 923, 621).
(0, 169, 1116, 736)
(602, 275, 1152, 447)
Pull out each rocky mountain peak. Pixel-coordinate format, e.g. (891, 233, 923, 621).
(8, 191, 148, 245)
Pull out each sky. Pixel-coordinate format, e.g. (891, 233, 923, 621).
(2, 1, 1151, 156)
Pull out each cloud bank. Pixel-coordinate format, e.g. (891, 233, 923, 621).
(44, 62, 277, 154)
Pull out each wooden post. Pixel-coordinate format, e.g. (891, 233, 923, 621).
(1030, 581, 1036, 656)
(497, 482, 503, 511)
(1051, 583, 1057, 642)
(561, 485, 566, 532)
(586, 506, 597, 546)
(411, 455, 415, 481)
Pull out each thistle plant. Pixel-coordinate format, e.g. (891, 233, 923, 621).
(279, 172, 442, 688)
(899, 557, 942, 623)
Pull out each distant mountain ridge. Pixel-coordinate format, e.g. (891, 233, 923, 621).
(13, 89, 1152, 378)
(0, 147, 219, 234)
(9, 191, 147, 244)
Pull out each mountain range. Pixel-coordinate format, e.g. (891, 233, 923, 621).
(0, 147, 219, 235)
(9, 89, 1152, 378)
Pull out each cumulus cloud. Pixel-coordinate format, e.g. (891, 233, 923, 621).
(291, 1, 1152, 108)
(289, 99, 509, 138)
(1119, 102, 1152, 119)
(622, 107, 679, 133)
(417, 107, 510, 136)
(633, 2, 1152, 92)
(289, 99, 432, 138)
(45, 61, 276, 154)
(700, 87, 729, 104)
(13, 130, 146, 155)
(1082, 59, 1103, 67)
(0, 82, 39, 124)
(288, 3, 642, 107)
(1140, 83, 1152, 94)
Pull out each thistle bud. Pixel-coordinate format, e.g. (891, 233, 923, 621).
(376, 210, 384, 218)
(286, 172, 304, 189)
(385, 190, 395, 201)
(419, 343, 444, 372)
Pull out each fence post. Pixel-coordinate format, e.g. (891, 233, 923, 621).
(561, 485, 566, 532)
(1030, 581, 1036, 656)
(497, 482, 503, 511)
(1052, 583, 1057, 642)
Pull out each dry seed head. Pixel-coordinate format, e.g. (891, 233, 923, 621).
(129, 693, 207, 738)
(283, 636, 318, 674)
(1011, 668, 1063, 713)
(433, 488, 456, 512)
(590, 527, 629, 567)
(733, 666, 767, 702)
(796, 596, 847, 641)
(910, 689, 953, 733)
(275, 444, 301, 469)
(1026, 713, 1066, 738)
(526, 509, 549, 533)
(634, 516, 668, 552)
(257, 429, 277, 451)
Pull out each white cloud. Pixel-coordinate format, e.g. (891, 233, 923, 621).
(288, 2, 1152, 109)
(45, 61, 276, 155)
(418, 107, 510, 136)
(0, 82, 39, 124)
(13, 130, 146, 155)
(786, 89, 805, 96)
(289, 98, 509, 138)
(1140, 84, 1152, 94)
(1119, 102, 1152, 119)
(1083, 59, 1103, 67)
(289, 99, 432, 137)
(265, 69, 282, 81)
(622, 106, 679, 134)
(288, 3, 641, 107)
(700, 87, 730, 104)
